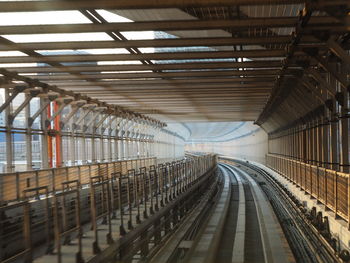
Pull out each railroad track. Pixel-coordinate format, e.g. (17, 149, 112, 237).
(211, 164, 293, 263)
(149, 159, 346, 263)
(148, 163, 293, 263)
(231, 159, 343, 263)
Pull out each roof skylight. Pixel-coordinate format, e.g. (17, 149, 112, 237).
(98, 61, 143, 65)
(35, 48, 131, 55)
(0, 51, 28, 57)
(2, 33, 114, 43)
(121, 31, 156, 40)
(0, 63, 37, 68)
(0, 11, 92, 26)
(95, 10, 132, 23)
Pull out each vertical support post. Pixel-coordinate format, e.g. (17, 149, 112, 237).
(127, 176, 133, 230)
(41, 98, 49, 169)
(100, 132, 104, 162)
(76, 178, 84, 263)
(323, 116, 330, 169)
(115, 134, 119, 161)
(118, 174, 126, 236)
(89, 174, 101, 254)
(70, 117, 76, 166)
(23, 202, 32, 262)
(91, 132, 96, 163)
(25, 93, 33, 171)
(108, 128, 112, 162)
(148, 170, 154, 215)
(154, 169, 159, 211)
(120, 138, 124, 160)
(135, 172, 141, 224)
(53, 192, 62, 263)
(125, 139, 129, 160)
(54, 101, 62, 167)
(5, 87, 13, 172)
(81, 111, 87, 164)
(330, 100, 340, 171)
(340, 87, 349, 173)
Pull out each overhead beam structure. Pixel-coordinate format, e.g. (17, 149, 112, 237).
(0, 16, 341, 34)
(0, 0, 348, 123)
(0, 0, 348, 12)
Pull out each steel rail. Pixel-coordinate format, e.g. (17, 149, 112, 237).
(148, 168, 223, 263)
(229, 159, 342, 263)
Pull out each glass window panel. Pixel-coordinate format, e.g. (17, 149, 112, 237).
(32, 134, 41, 170)
(86, 138, 92, 163)
(75, 137, 83, 165)
(13, 132, 26, 171)
(0, 88, 5, 127)
(0, 131, 6, 172)
(11, 93, 26, 128)
(104, 139, 109, 160)
(94, 138, 100, 161)
(30, 97, 41, 129)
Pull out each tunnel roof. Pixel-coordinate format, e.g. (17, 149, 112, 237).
(0, 0, 348, 127)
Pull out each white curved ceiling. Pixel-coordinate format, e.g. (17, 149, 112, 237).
(167, 121, 261, 142)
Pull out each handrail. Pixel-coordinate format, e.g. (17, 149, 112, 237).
(265, 154, 350, 227)
(0, 157, 156, 204)
(0, 154, 217, 263)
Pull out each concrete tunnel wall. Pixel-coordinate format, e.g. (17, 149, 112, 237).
(185, 128, 268, 164)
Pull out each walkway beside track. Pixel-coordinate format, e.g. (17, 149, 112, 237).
(229, 165, 293, 263)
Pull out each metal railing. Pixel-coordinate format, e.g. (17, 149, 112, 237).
(266, 154, 350, 227)
(0, 157, 156, 204)
(0, 154, 216, 263)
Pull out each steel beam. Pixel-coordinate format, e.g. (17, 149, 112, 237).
(75, 105, 97, 126)
(34, 73, 279, 82)
(0, 36, 315, 52)
(53, 80, 275, 88)
(300, 77, 327, 104)
(7, 62, 287, 74)
(84, 109, 105, 132)
(25, 93, 32, 171)
(306, 68, 337, 97)
(4, 88, 13, 172)
(40, 97, 49, 168)
(0, 69, 164, 128)
(255, 6, 313, 126)
(42, 78, 276, 86)
(8, 94, 32, 125)
(60, 100, 86, 127)
(327, 38, 350, 66)
(0, 17, 338, 34)
(0, 50, 291, 64)
(0, 84, 27, 114)
(315, 55, 349, 91)
(0, 0, 308, 12)
(95, 113, 110, 130)
(45, 97, 74, 127)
